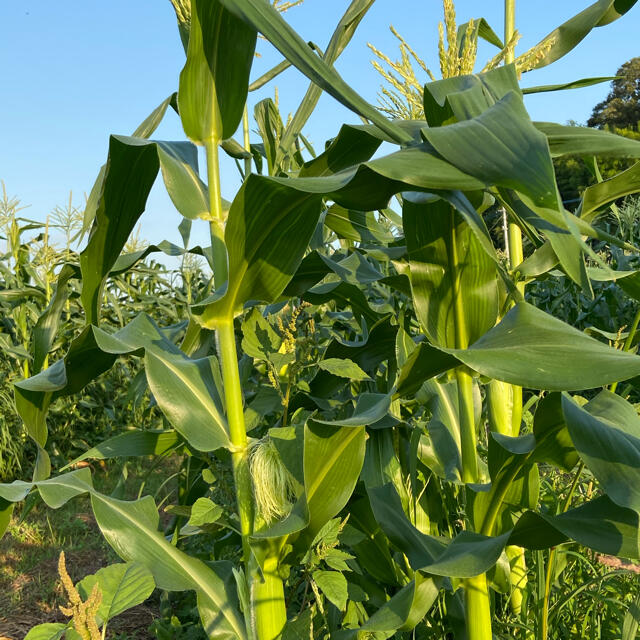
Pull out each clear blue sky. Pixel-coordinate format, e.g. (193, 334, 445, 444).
(1, 1, 638, 255)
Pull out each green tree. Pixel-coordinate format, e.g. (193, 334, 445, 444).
(588, 57, 640, 130)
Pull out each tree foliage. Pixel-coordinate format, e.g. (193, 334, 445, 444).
(588, 57, 640, 130)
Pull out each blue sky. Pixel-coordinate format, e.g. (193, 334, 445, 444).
(1, 1, 638, 255)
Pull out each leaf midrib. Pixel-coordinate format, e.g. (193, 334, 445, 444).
(306, 427, 363, 501)
(92, 492, 246, 639)
(146, 352, 229, 441)
(223, 183, 315, 315)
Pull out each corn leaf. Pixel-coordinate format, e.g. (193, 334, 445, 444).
(31, 264, 77, 374)
(194, 175, 323, 324)
(275, 0, 377, 169)
(580, 162, 640, 223)
(335, 573, 438, 638)
(63, 430, 181, 470)
(253, 421, 365, 541)
(0, 470, 246, 640)
(80, 136, 211, 324)
(404, 196, 498, 349)
(396, 302, 640, 393)
(82, 94, 176, 235)
(15, 315, 230, 454)
(423, 92, 560, 210)
(562, 391, 640, 512)
(178, 0, 256, 144)
(537, 122, 640, 158)
(522, 0, 638, 70)
(522, 76, 616, 94)
(217, 0, 411, 145)
(511, 496, 640, 559)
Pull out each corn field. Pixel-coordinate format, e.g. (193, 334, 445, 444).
(3, 1, 640, 639)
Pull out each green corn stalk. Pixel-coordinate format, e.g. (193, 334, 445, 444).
(506, 543, 528, 616)
(465, 4, 527, 636)
(501, 0, 524, 433)
(496, 0, 528, 623)
(450, 214, 479, 484)
(177, 2, 287, 635)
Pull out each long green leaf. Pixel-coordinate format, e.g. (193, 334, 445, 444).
(62, 430, 181, 470)
(457, 17, 503, 51)
(304, 422, 365, 537)
(111, 240, 211, 275)
(520, 0, 638, 70)
(31, 264, 76, 374)
(91, 493, 245, 639)
(314, 393, 391, 428)
(367, 483, 446, 570)
(217, 0, 411, 144)
(145, 351, 228, 452)
(369, 481, 640, 583)
(82, 94, 176, 235)
(404, 195, 498, 348)
(511, 496, 640, 559)
(423, 64, 520, 127)
(522, 76, 616, 94)
(80, 136, 210, 323)
(254, 421, 365, 540)
(423, 92, 560, 210)
(178, 0, 256, 144)
(80, 136, 158, 323)
(194, 175, 323, 324)
(580, 161, 640, 222)
(335, 573, 439, 639)
(276, 0, 377, 169)
(324, 205, 395, 243)
(395, 302, 640, 392)
(562, 391, 640, 512)
(369, 484, 510, 577)
(418, 379, 463, 482)
(16, 315, 230, 455)
(537, 122, 640, 158)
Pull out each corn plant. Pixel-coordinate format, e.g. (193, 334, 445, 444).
(5, 0, 640, 639)
(0, 185, 191, 482)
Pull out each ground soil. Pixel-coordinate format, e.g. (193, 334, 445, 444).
(0, 504, 158, 639)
